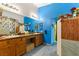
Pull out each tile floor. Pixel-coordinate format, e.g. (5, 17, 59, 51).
(62, 39, 79, 56)
(23, 44, 57, 56)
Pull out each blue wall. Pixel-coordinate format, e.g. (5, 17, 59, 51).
(38, 3, 79, 19)
(38, 3, 79, 44)
(24, 16, 36, 32)
(24, 3, 79, 44)
(24, 16, 43, 32)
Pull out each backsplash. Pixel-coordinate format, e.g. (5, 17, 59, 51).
(0, 16, 16, 35)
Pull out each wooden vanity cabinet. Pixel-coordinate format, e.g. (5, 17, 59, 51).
(0, 39, 18, 56)
(36, 34, 43, 46)
(32, 34, 43, 47)
(61, 17, 79, 41)
(9, 37, 26, 56)
(0, 46, 10, 56)
(0, 33, 43, 56)
(0, 40, 10, 56)
(15, 37, 26, 56)
(8, 39, 17, 56)
(0, 37, 26, 56)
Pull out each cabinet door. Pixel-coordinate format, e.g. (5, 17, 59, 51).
(8, 39, 16, 56)
(35, 39, 40, 46)
(38, 34, 43, 44)
(9, 45, 15, 56)
(0, 40, 10, 56)
(15, 38, 26, 56)
(61, 20, 65, 39)
(66, 20, 70, 39)
(0, 46, 10, 56)
(35, 34, 43, 46)
(68, 20, 74, 40)
(0, 40, 8, 47)
(73, 19, 78, 41)
(16, 44, 26, 56)
(61, 20, 68, 39)
(77, 20, 79, 40)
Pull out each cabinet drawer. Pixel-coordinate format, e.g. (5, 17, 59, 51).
(16, 45, 26, 56)
(39, 39, 43, 43)
(0, 40, 9, 47)
(36, 35, 43, 39)
(8, 39, 16, 45)
(16, 38, 23, 44)
(16, 38, 22, 42)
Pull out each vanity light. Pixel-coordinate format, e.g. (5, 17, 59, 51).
(30, 12, 39, 20)
(1, 3, 19, 11)
(31, 13, 38, 18)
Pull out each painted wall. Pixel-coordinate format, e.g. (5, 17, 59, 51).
(38, 3, 79, 44)
(24, 3, 79, 44)
(24, 16, 43, 32)
(24, 16, 36, 32)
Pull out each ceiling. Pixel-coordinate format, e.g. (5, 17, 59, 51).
(9, 3, 51, 17)
(10, 3, 37, 16)
(0, 3, 51, 18)
(34, 3, 51, 7)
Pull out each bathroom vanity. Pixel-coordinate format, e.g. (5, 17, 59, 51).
(0, 33, 43, 56)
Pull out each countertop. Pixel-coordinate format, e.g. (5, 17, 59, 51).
(0, 33, 43, 41)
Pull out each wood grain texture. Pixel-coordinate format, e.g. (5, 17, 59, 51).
(61, 17, 79, 41)
(0, 33, 43, 56)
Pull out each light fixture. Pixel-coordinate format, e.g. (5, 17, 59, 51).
(1, 3, 19, 11)
(30, 12, 39, 20)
